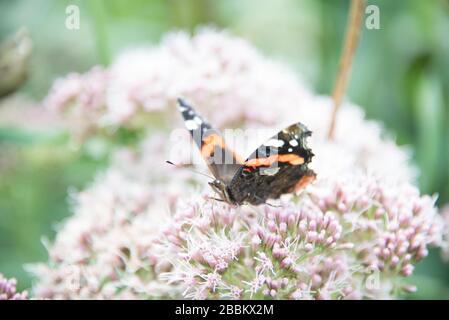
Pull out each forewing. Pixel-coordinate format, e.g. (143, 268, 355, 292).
(177, 98, 242, 182)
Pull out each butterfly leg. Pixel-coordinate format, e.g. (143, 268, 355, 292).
(265, 201, 281, 208)
(250, 194, 281, 208)
(207, 196, 226, 203)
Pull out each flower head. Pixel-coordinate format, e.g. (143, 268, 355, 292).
(43, 28, 312, 140)
(0, 274, 27, 300)
(160, 169, 440, 300)
(29, 170, 182, 299)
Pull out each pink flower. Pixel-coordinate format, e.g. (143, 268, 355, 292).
(0, 274, 27, 300)
(43, 66, 109, 139)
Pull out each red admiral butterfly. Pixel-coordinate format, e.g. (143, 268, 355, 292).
(177, 98, 316, 205)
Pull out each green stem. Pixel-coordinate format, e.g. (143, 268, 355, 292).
(88, 0, 111, 65)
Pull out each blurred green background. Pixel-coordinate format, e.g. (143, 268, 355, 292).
(0, 0, 448, 298)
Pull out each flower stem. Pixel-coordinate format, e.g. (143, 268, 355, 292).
(327, 0, 365, 140)
(88, 0, 111, 65)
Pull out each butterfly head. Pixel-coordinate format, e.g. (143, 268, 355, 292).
(208, 179, 234, 204)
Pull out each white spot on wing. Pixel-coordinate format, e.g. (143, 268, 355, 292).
(185, 119, 199, 130)
(264, 139, 284, 148)
(261, 167, 280, 176)
(288, 148, 293, 152)
(193, 116, 202, 125)
(289, 139, 299, 147)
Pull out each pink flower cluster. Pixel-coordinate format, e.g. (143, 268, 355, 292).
(0, 274, 27, 300)
(160, 197, 355, 300)
(309, 178, 441, 277)
(43, 28, 312, 139)
(29, 171, 181, 299)
(44, 66, 109, 139)
(160, 170, 440, 299)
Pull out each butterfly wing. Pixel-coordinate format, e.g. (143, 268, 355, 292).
(177, 98, 243, 182)
(228, 122, 316, 205)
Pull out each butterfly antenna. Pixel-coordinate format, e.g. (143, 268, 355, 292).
(166, 161, 215, 180)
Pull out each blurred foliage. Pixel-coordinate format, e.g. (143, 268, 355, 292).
(0, 28, 32, 97)
(0, 0, 448, 296)
(0, 132, 105, 290)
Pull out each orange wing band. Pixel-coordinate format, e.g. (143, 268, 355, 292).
(244, 154, 305, 168)
(201, 134, 226, 158)
(200, 133, 243, 163)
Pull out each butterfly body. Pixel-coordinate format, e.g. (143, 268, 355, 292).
(177, 98, 316, 205)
